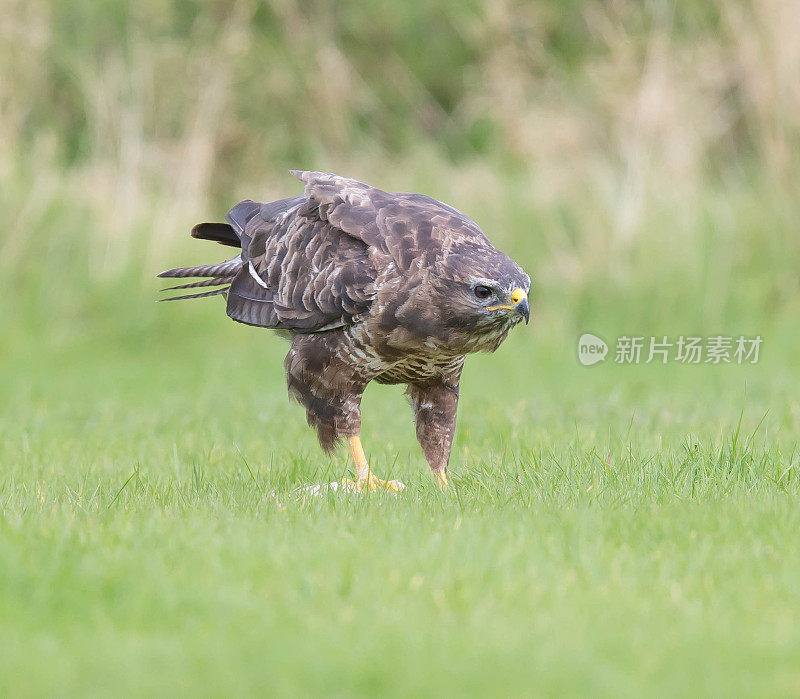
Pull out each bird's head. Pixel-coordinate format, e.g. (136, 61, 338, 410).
(435, 247, 531, 351)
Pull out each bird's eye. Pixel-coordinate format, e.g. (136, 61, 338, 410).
(473, 285, 492, 300)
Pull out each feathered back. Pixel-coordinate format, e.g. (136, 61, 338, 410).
(292, 171, 494, 270)
(159, 171, 510, 331)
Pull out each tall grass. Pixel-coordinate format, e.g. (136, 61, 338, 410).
(1, 0, 798, 337)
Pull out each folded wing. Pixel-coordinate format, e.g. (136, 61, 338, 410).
(226, 192, 378, 332)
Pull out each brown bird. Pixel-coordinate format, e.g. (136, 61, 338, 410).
(159, 172, 530, 490)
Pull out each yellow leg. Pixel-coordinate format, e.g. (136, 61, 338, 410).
(433, 470, 449, 490)
(344, 435, 405, 493)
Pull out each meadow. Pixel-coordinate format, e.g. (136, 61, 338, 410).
(2, 1, 800, 696)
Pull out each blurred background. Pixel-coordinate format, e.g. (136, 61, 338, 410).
(1, 0, 799, 445)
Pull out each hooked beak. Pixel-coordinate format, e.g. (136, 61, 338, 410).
(513, 288, 530, 324)
(516, 296, 530, 324)
(487, 287, 530, 324)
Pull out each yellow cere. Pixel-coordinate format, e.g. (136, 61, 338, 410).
(487, 288, 527, 312)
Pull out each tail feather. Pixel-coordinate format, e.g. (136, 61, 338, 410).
(158, 287, 230, 302)
(158, 255, 241, 302)
(190, 222, 240, 247)
(158, 200, 263, 305)
(160, 277, 236, 292)
(158, 258, 242, 279)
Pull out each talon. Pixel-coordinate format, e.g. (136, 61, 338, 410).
(355, 474, 406, 493)
(433, 470, 449, 489)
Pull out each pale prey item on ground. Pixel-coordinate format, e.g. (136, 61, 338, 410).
(159, 171, 531, 490)
(294, 477, 406, 498)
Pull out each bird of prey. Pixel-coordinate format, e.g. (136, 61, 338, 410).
(159, 171, 530, 491)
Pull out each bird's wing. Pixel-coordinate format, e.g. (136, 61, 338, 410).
(226, 195, 377, 332)
(227, 171, 496, 331)
(291, 171, 495, 271)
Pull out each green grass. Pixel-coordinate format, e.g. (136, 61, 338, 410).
(2, 296, 799, 696)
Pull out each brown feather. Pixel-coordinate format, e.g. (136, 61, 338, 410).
(160, 277, 235, 291)
(158, 259, 241, 279)
(190, 222, 240, 247)
(158, 287, 229, 302)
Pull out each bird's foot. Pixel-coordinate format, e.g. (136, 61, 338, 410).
(344, 436, 405, 494)
(342, 474, 406, 493)
(433, 470, 449, 490)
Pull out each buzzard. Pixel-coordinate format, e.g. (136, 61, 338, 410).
(159, 172, 530, 491)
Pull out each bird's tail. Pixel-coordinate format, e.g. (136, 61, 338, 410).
(157, 258, 242, 301)
(157, 200, 260, 301)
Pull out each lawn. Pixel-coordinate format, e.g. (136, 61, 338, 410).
(2, 291, 798, 696)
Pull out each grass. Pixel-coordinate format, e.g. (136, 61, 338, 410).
(2, 294, 799, 696)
